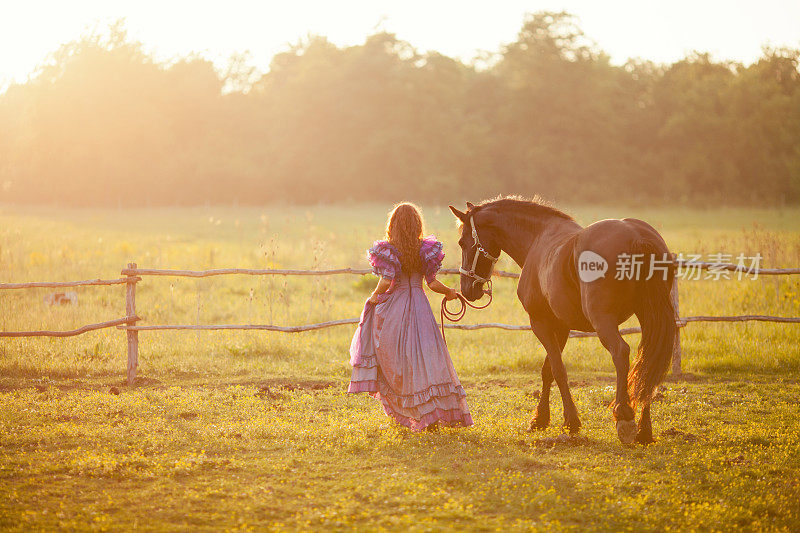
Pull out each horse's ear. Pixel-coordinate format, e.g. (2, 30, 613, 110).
(449, 205, 467, 222)
(466, 201, 475, 210)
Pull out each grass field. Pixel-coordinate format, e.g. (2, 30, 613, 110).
(1, 204, 799, 531)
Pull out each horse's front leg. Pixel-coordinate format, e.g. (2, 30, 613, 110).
(529, 320, 580, 434)
(530, 356, 553, 430)
(531, 323, 570, 430)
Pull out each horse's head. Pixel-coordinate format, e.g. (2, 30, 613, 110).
(449, 202, 501, 302)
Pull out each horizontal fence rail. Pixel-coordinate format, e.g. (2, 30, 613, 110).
(0, 316, 140, 338)
(0, 277, 140, 290)
(681, 314, 800, 324)
(118, 267, 522, 278)
(114, 314, 800, 333)
(1, 259, 799, 384)
(7, 313, 797, 338)
(117, 318, 360, 333)
(118, 263, 800, 279)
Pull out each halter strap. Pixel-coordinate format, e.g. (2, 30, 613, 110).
(444, 212, 498, 344)
(459, 213, 500, 285)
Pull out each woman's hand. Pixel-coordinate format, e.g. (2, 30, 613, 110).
(368, 277, 393, 304)
(428, 278, 459, 301)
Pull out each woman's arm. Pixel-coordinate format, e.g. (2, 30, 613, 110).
(426, 277, 458, 301)
(368, 277, 393, 303)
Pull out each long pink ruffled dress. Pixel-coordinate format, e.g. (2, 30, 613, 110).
(348, 236, 473, 431)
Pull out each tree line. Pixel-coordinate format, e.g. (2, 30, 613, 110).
(1, 12, 798, 207)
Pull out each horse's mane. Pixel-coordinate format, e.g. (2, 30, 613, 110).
(472, 195, 574, 222)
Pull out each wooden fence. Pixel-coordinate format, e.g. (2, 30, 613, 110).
(1, 260, 798, 385)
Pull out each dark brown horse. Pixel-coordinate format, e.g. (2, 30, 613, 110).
(449, 197, 676, 444)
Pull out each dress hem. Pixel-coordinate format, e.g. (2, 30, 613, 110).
(348, 379, 467, 408)
(348, 380, 473, 432)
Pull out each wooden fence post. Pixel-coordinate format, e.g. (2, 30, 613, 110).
(125, 262, 139, 385)
(670, 275, 682, 375)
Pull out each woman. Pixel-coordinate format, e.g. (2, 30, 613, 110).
(348, 202, 473, 431)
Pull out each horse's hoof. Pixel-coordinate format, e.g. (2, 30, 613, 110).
(635, 430, 655, 445)
(529, 416, 550, 431)
(616, 419, 637, 444)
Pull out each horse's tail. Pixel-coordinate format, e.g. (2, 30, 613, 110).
(629, 240, 676, 408)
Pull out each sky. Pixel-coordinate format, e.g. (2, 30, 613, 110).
(2, 0, 799, 89)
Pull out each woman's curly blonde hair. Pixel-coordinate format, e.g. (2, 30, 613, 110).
(386, 202, 424, 274)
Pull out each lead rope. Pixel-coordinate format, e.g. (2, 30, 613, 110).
(440, 286, 493, 345)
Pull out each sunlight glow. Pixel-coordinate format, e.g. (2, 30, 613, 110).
(2, 0, 799, 89)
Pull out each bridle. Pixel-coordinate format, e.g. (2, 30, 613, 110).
(458, 213, 500, 294)
(440, 212, 500, 345)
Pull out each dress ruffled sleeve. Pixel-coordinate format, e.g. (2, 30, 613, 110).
(419, 236, 445, 284)
(367, 240, 401, 280)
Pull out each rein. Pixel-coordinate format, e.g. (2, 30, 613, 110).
(440, 289, 493, 345)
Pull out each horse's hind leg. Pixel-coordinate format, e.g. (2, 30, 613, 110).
(636, 403, 655, 444)
(593, 320, 636, 444)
